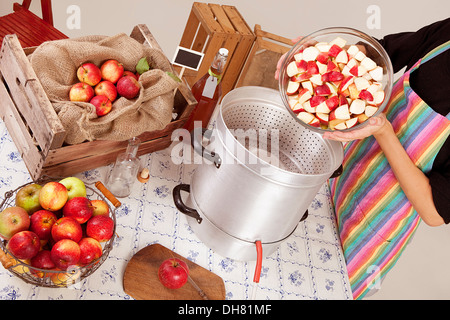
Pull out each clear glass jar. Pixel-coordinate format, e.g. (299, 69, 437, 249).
(106, 137, 141, 198)
(278, 27, 394, 133)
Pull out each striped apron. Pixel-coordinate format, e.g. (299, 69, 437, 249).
(330, 40, 450, 299)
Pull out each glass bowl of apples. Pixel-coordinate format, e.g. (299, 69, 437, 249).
(278, 27, 394, 132)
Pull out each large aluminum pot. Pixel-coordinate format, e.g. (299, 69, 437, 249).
(173, 86, 343, 261)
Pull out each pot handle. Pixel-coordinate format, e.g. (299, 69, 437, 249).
(191, 128, 222, 169)
(173, 184, 202, 224)
(330, 164, 343, 179)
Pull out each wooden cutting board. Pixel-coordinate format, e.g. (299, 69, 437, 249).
(123, 243, 226, 300)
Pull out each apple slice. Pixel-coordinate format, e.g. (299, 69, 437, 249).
(354, 51, 366, 61)
(286, 61, 299, 77)
(307, 61, 319, 75)
(345, 117, 358, 128)
(309, 74, 323, 86)
(329, 119, 347, 130)
(372, 91, 385, 105)
(369, 66, 383, 81)
(360, 57, 377, 71)
(350, 65, 368, 77)
(330, 37, 347, 48)
(335, 50, 349, 64)
(348, 83, 360, 100)
(349, 99, 365, 114)
(330, 104, 351, 120)
(303, 100, 316, 113)
(291, 101, 304, 114)
(316, 101, 331, 114)
(297, 112, 318, 126)
(316, 112, 329, 125)
(347, 45, 360, 57)
(326, 82, 338, 95)
(310, 95, 327, 108)
(367, 82, 383, 95)
(357, 113, 369, 123)
(328, 44, 343, 57)
(302, 46, 320, 61)
(365, 105, 378, 117)
(354, 77, 370, 91)
(291, 72, 311, 82)
(315, 42, 331, 53)
(358, 89, 374, 102)
(327, 60, 339, 72)
(326, 95, 340, 111)
(286, 81, 300, 95)
(294, 52, 303, 62)
(297, 88, 312, 105)
(302, 80, 314, 94)
(309, 117, 321, 127)
(288, 97, 300, 109)
(316, 52, 330, 64)
(339, 76, 354, 92)
(296, 60, 308, 73)
(315, 84, 331, 96)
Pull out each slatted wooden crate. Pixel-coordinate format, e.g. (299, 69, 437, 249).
(235, 24, 293, 90)
(174, 2, 255, 97)
(0, 24, 196, 180)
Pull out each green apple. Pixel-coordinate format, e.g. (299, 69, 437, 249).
(15, 183, 43, 215)
(59, 177, 86, 200)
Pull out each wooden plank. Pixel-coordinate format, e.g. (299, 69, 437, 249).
(178, 9, 200, 49)
(0, 34, 66, 154)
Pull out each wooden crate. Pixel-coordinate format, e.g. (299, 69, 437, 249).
(174, 2, 255, 97)
(0, 24, 196, 180)
(235, 24, 293, 90)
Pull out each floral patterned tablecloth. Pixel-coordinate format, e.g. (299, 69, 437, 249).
(0, 120, 352, 300)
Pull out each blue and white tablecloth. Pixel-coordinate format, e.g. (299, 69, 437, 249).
(0, 120, 352, 300)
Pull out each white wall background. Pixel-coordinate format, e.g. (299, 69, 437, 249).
(1, 0, 450, 300)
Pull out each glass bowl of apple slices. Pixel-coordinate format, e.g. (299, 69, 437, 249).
(278, 27, 393, 132)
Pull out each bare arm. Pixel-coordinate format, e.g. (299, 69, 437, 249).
(324, 115, 445, 226)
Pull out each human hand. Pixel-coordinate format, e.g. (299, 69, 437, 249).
(323, 113, 388, 142)
(274, 36, 303, 80)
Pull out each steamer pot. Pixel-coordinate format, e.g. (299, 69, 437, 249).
(173, 86, 343, 261)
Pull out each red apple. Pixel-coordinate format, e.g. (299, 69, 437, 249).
(86, 215, 114, 242)
(51, 217, 82, 243)
(90, 200, 109, 217)
(15, 183, 42, 215)
(69, 82, 95, 102)
(122, 70, 139, 81)
(76, 62, 102, 86)
(30, 210, 57, 243)
(100, 59, 124, 84)
(90, 95, 112, 117)
(63, 197, 93, 224)
(50, 239, 81, 270)
(116, 75, 140, 99)
(0, 206, 30, 240)
(30, 250, 56, 278)
(39, 181, 68, 212)
(94, 80, 117, 102)
(7, 231, 40, 260)
(158, 258, 189, 289)
(78, 237, 102, 265)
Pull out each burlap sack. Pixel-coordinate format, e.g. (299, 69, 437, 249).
(29, 33, 179, 145)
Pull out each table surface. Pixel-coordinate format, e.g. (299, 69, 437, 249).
(0, 120, 352, 300)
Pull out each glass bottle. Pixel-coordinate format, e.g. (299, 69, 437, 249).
(184, 48, 229, 132)
(106, 137, 141, 198)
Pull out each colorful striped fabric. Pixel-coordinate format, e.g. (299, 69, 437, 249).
(330, 40, 450, 299)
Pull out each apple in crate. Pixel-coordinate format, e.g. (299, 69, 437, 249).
(158, 258, 189, 289)
(39, 181, 68, 212)
(123, 70, 139, 81)
(100, 59, 124, 84)
(117, 75, 140, 99)
(90, 95, 112, 117)
(0, 206, 30, 240)
(63, 197, 93, 224)
(86, 215, 114, 242)
(76, 62, 102, 86)
(59, 177, 86, 200)
(7, 231, 40, 260)
(78, 237, 103, 266)
(69, 82, 95, 102)
(90, 199, 109, 217)
(51, 217, 82, 243)
(50, 239, 81, 270)
(30, 210, 57, 244)
(15, 183, 42, 215)
(95, 80, 118, 102)
(30, 250, 56, 278)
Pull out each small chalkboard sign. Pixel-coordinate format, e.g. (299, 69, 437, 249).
(172, 46, 205, 71)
